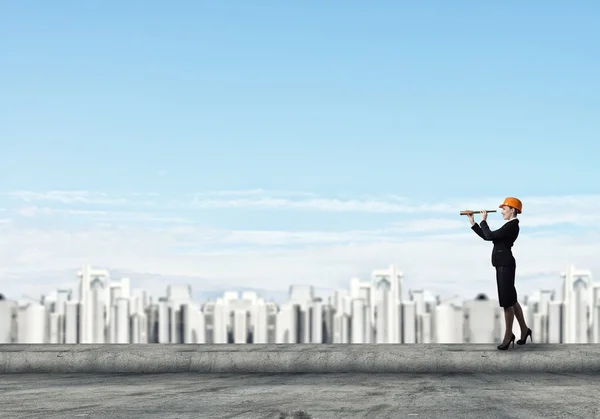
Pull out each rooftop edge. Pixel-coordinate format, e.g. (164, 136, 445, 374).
(1, 344, 599, 374)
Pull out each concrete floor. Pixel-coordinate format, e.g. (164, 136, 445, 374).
(1, 373, 599, 419)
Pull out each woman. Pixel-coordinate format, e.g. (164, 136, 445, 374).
(467, 197, 532, 350)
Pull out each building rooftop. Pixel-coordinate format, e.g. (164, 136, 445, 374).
(2, 344, 599, 374)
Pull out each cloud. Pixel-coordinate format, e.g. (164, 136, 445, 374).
(6, 191, 124, 205)
(390, 218, 465, 232)
(0, 190, 598, 304)
(2, 189, 465, 213)
(15, 205, 189, 224)
(181, 195, 456, 213)
(189, 189, 317, 198)
(6, 189, 600, 221)
(3, 191, 155, 207)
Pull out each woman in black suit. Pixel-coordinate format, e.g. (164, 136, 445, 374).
(467, 197, 532, 350)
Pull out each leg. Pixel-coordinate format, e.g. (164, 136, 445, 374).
(496, 266, 518, 344)
(513, 301, 528, 338)
(503, 306, 515, 343)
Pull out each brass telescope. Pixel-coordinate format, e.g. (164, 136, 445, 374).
(460, 210, 498, 216)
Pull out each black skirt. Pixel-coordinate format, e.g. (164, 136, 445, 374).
(496, 265, 517, 308)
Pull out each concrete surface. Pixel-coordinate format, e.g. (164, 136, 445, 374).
(2, 344, 600, 374)
(1, 372, 599, 418)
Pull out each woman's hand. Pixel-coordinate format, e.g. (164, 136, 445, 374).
(481, 210, 487, 221)
(467, 213, 475, 226)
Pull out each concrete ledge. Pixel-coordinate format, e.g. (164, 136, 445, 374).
(1, 344, 600, 374)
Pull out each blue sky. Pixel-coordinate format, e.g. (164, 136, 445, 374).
(0, 1, 599, 302)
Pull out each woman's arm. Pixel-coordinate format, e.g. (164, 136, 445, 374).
(479, 220, 518, 241)
(471, 223, 489, 240)
(467, 213, 489, 240)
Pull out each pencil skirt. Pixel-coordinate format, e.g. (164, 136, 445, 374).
(496, 265, 517, 308)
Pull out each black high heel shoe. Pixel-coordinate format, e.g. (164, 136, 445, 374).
(497, 334, 515, 350)
(517, 328, 532, 345)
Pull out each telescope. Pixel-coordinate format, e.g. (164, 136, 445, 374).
(460, 210, 498, 216)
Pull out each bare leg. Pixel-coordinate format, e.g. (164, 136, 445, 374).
(503, 306, 515, 343)
(513, 301, 528, 338)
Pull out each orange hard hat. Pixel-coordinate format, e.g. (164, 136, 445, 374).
(499, 197, 522, 214)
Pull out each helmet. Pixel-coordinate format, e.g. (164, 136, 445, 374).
(499, 197, 522, 214)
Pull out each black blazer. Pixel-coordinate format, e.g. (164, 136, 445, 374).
(471, 219, 519, 267)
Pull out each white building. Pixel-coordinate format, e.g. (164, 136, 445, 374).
(115, 297, 130, 343)
(0, 296, 17, 343)
(64, 301, 80, 343)
(434, 300, 463, 343)
(288, 285, 322, 343)
(561, 265, 594, 343)
(167, 284, 194, 343)
(210, 290, 270, 344)
(401, 301, 416, 343)
(48, 312, 63, 344)
(593, 283, 600, 343)
(408, 290, 438, 343)
(350, 277, 374, 343)
(463, 293, 500, 343)
(130, 289, 149, 344)
(17, 303, 46, 343)
(331, 290, 351, 343)
(78, 265, 110, 343)
(350, 298, 367, 343)
(524, 290, 553, 343)
(181, 302, 205, 343)
(371, 265, 403, 343)
(276, 302, 300, 343)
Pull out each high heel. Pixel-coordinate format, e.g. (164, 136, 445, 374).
(497, 333, 515, 350)
(517, 328, 532, 345)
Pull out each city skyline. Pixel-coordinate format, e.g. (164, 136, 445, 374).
(1, 261, 597, 307)
(1, 263, 597, 345)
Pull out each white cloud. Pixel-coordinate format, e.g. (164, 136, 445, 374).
(6, 189, 600, 222)
(4, 191, 155, 206)
(391, 218, 465, 232)
(521, 212, 600, 228)
(15, 205, 189, 224)
(189, 189, 317, 198)
(6, 190, 122, 205)
(0, 189, 476, 213)
(0, 190, 599, 303)
(181, 196, 456, 213)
